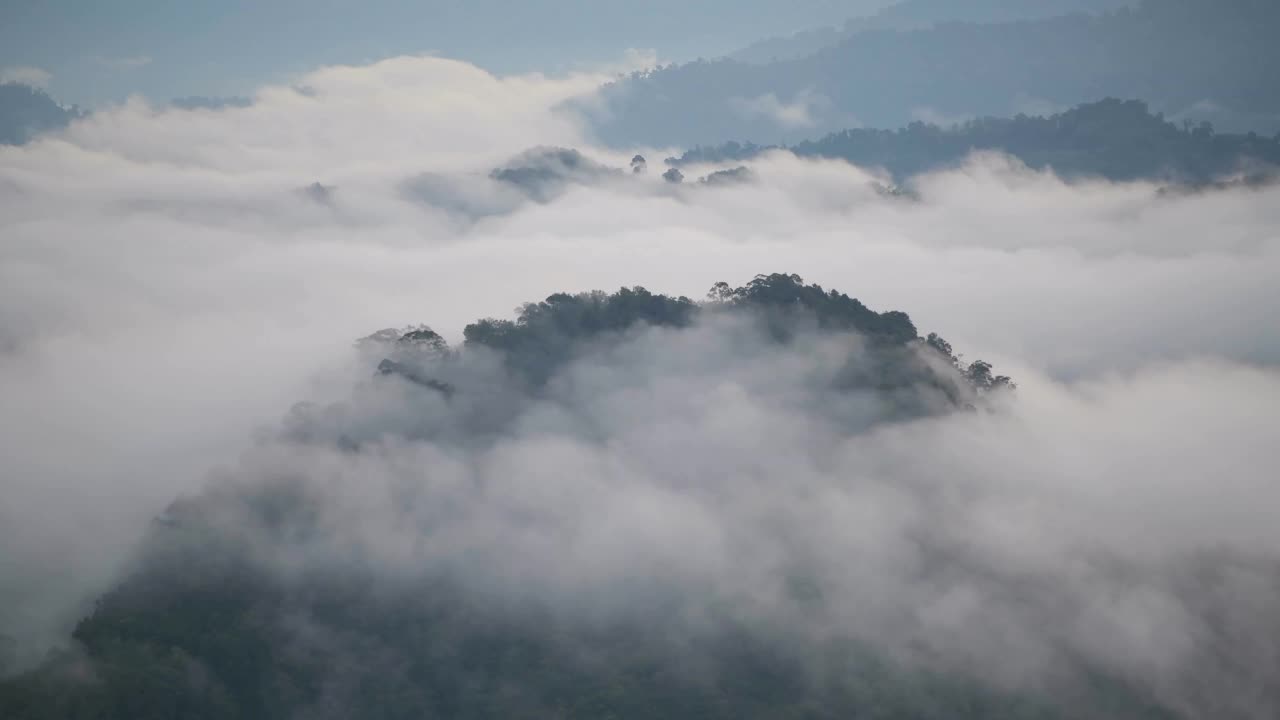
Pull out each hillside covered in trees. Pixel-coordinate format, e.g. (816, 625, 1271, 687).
(667, 98, 1280, 184)
(0, 274, 1072, 720)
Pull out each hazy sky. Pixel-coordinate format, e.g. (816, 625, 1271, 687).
(0, 0, 887, 105)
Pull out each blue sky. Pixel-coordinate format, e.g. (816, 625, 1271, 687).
(0, 0, 888, 105)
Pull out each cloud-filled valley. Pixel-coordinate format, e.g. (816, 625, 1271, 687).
(2, 54, 1280, 718)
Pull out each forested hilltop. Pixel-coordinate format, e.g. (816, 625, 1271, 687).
(667, 98, 1280, 185)
(0, 274, 1156, 720)
(584, 0, 1280, 147)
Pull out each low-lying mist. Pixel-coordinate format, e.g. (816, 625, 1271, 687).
(2, 55, 1279, 718)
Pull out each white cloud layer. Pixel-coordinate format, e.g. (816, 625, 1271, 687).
(732, 89, 826, 128)
(0, 66, 51, 88)
(1, 54, 1279, 715)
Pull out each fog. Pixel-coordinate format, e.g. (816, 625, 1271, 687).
(2, 55, 1279, 716)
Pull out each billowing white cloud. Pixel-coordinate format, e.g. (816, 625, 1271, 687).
(1, 53, 1279, 716)
(0, 66, 51, 88)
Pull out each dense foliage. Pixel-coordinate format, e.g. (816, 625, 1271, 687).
(454, 273, 1005, 399)
(462, 285, 698, 387)
(8, 556, 1169, 720)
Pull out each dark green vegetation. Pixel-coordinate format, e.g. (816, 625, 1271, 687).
(2, 569, 1174, 720)
(5, 558, 1147, 720)
(0, 84, 81, 146)
(586, 0, 1280, 147)
(668, 99, 1280, 185)
(456, 273, 1006, 403)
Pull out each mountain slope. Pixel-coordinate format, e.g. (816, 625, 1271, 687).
(0, 275, 1087, 720)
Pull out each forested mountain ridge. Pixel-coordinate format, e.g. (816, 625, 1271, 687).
(667, 98, 1280, 185)
(0, 274, 1048, 720)
(583, 0, 1280, 147)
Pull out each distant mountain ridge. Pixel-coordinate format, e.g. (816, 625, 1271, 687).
(666, 98, 1280, 185)
(583, 0, 1280, 148)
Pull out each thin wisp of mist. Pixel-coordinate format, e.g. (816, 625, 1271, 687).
(2, 32, 1280, 720)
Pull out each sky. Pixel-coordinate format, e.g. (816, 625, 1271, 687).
(0, 0, 887, 106)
